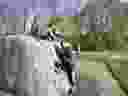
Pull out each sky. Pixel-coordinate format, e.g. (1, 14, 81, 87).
(0, 0, 80, 16)
(0, 0, 128, 16)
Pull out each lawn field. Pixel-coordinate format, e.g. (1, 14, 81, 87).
(80, 51, 128, 96)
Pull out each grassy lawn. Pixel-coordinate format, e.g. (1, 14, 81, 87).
(80, 51, 128, 96)
(80, 51, 110, 80)
(80, 51, 128, 79)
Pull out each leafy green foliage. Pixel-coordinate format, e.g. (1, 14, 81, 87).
(80, 17, 128, 51)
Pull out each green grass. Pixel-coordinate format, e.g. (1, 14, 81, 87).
(80, 51, 109, 80)
(80, 51, 128, 96)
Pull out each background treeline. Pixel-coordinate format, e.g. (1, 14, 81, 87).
(48, 16, 128, 51)
(80, 16, 128, 51)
